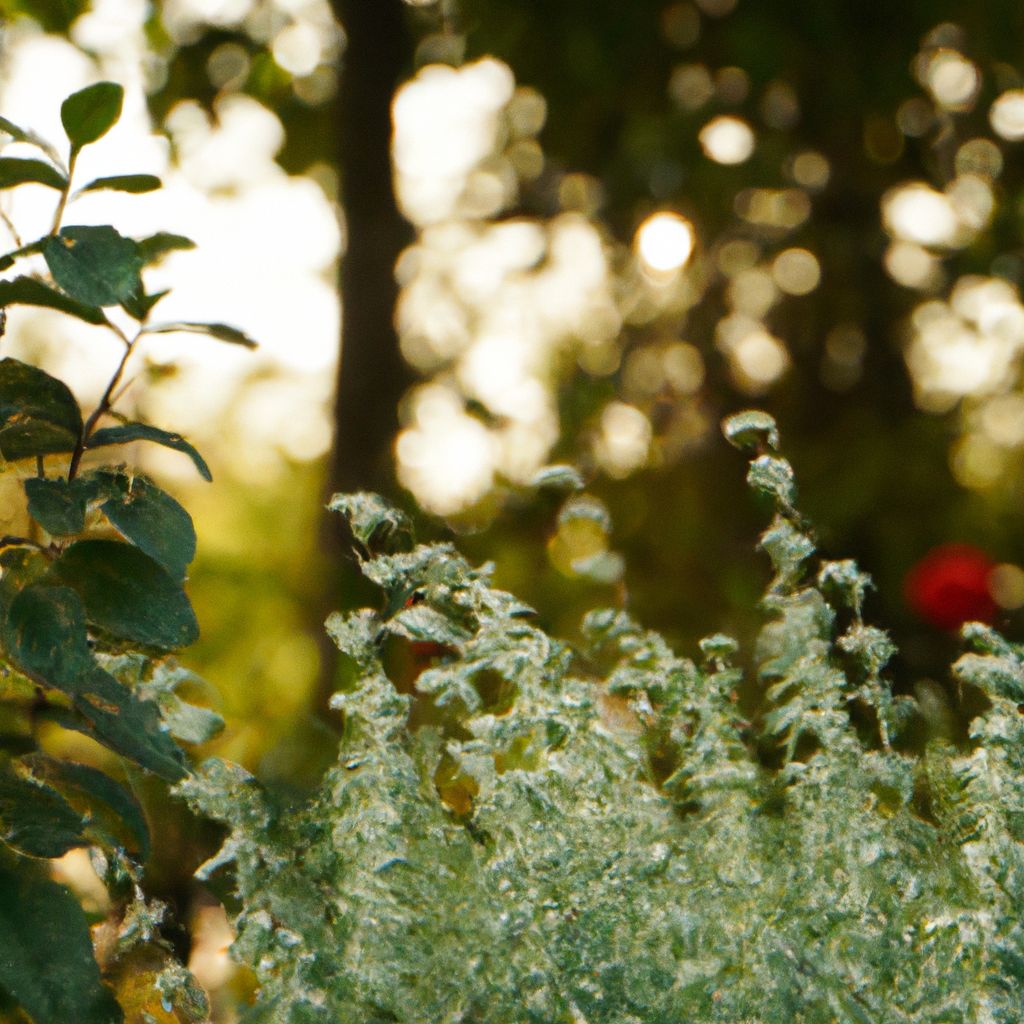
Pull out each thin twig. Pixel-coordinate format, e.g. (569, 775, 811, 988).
(0, 205, 22, 249)
(67, 334, 140, 481)
(49, 149, 77, 236)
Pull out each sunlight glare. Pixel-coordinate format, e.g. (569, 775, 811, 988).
(272, 21, 323, 77)
(594, 402, 652, 478)
(905, 279, 1024, 411)
(990, 89, 1024, 141)
(699, 115, 755, 164)
(396, 386, 497, 514)
(635, 212, 695, 273)
(882, 183, 959, 247)
(393, 59, 516, 224)
(772, 248, 820, 296)
(925, 50, 980, 110)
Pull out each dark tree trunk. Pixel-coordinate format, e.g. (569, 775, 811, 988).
(315, 0, 415, 716)
(329, 0, 415, 498)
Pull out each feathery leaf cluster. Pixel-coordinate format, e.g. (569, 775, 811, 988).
(183, 412, 1024, 1022)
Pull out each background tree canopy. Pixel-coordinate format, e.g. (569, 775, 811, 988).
(4, 0, 1024, 1015)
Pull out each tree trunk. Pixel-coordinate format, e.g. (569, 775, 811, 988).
(328, 0, 415, 499)
(315, 0, 415, 718)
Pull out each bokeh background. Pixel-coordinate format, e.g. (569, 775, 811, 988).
(6, 0, 1024, 1015)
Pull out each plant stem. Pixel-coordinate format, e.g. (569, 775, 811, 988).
(49, 149, 77, 236)
(68, 332, 138, 481)
(0, 205, 22, 248)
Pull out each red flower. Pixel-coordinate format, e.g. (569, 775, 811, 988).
(904, 543, 997, 631)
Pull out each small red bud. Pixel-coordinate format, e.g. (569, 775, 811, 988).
(904, 544, 997, 631)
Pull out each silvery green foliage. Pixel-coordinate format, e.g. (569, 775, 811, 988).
(183, 422, 1024, 1022)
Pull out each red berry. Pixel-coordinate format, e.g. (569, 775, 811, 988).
(904, 543, 997, 631)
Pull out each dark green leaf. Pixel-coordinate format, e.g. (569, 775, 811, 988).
(97, 471, 197, 580)
(0, 275, 105, 325)
(77, 173, 161, 194)
(144, 320, 258, 349)
(21, 754, 150, 859)
(135, 232, 196, 265)
(3, 585, 186, 780)
(0, 357, 83, 461)
(0, 863, 123, 1024)
(49, 539, 199, 651)
(24, 477, 89, 535)
(0, 238, 46, 272)
(3, 584, 95, 689)
(0, 157, 67, 191)
(120, 286, 169, 322)
(68, 665, 187, 781)
(0, 767, 85, 858)
(43, 225, 143, 307)
(87, 422, 212, 481)
(60, 81, 124, 151)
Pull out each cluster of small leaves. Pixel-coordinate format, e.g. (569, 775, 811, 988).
(184, 413, 1024, 1022)
(0, 83, 244, 1023)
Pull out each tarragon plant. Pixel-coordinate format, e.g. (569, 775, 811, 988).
(0, 82, 253, 1023)
(183, 415, 1024, 1022)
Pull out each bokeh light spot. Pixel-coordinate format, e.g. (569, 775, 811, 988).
(772, 248, 820, 296)
(990, 89, 1024, 141)
(635, 212, 695, 272)
(699, 115, 755, 164)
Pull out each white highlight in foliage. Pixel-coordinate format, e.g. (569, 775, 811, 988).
(272, 21, 323, 77)
(594, 402, 652, 478)
(906, 277, 1024, 411)
(990, 89, 1024, 141)
(925, 50, 980, 110)
(396, 386, 497, 514)
(698, 115, 755, 164)
(635, 212, 695, 273)
(882, 183, 959, 248)
(393, 59, 516, 224)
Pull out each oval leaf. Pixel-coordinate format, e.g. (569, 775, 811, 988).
(2, 585, 186, 780)
(0, 865, 123, 1024)
(0, 357, 83, 462)
(87, 422, 212, 481)
(60, 81, 123, 151)
(0, 768, 85, 858)
(0, 275, 105, 325)
(77, 173, 161, 195)
(97, 471, 197, 580)
(135, 232, 196, 265)
(144, 320, 258, 349)
(21, 754, 150, 859)
(43, 225, 143, 307)
(3, 584, 95, 689)
(0, 157, 67, 191)
(24, 478, 85, 536)
(48, 539, 199, 651)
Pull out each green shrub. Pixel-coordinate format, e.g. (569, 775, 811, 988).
(182, 416, 1024, 1022)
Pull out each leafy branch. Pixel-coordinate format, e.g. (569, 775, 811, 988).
(0, 81, 249, 1024)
